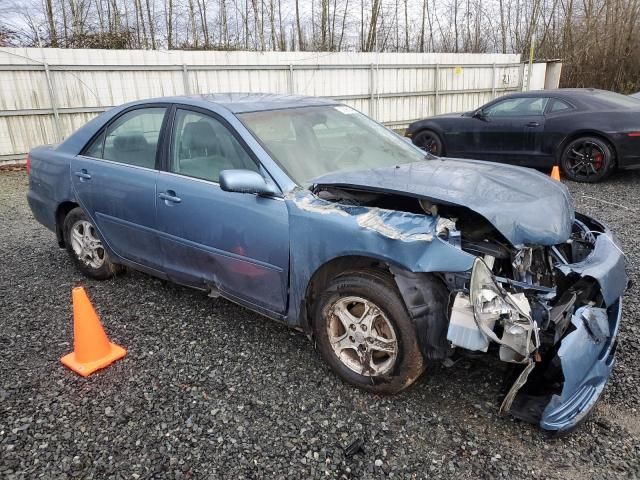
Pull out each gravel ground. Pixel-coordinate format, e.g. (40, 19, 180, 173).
(1, 167, 639, 479)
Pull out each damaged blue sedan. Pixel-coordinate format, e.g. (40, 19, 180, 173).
(27, 94, 627, 433)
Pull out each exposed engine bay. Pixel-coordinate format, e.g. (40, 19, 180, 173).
(312, 184, 625, 430)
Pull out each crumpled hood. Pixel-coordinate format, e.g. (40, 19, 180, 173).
(312, 158, 575, 246)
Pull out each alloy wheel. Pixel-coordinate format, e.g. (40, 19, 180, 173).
(564, 140, 607, 181)
(69, 220, 106, 269)
(326, 296, 398, 377)
(416, 132, 439, 155)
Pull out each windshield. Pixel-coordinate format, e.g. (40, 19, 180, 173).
(239, 105, 426, 185)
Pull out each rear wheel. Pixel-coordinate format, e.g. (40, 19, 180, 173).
(63, 207, 121, 280)
(560, 136, 615, 183)
(413, 130, 444, 156)
(312, 270, 425, 394)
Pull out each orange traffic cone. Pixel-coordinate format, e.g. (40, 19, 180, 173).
(60, 287, 126, 377)
(550, 165, 561, 181)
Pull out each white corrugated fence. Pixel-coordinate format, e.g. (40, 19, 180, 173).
(0, 48, 549, 164)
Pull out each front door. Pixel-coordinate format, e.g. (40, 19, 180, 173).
(70, 106, 168, 272)
(155, 107, 290, 315)
(472, 96, 548, 165)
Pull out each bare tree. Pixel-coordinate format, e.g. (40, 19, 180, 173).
(364, 0, 381, 51)
(145, 0, 156, 48)
(5, 0, 640, 93)
(44, 0, 58, 45)
(295, 0, 304, 50)
(164, 0, 173, 48)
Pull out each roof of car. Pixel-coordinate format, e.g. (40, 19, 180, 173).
(168, 93, 340, 113)
(505, 88, 632, 99)
(504, 88, 610, 99)
(498, 88, 640, 110)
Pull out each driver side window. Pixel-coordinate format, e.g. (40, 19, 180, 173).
(484, 97, 549, 117)
(171, 109, 259, 183)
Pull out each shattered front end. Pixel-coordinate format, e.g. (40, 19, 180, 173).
(447, 214, 626, 433)
(308, 161, 625, 433)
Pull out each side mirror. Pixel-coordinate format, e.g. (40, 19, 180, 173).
(472, 109, 486, 119)
(219, 169, 278, 196)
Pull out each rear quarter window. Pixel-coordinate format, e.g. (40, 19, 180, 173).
(547, 99, 573, 114)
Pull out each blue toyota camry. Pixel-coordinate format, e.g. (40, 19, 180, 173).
(27, 93, 627, 433)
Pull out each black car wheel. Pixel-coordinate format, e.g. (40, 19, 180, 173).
(560, 136, 615, 183)
(413, 130, 444, 156)
(63, 207, 122, 280)
(312, 269, 425, 394)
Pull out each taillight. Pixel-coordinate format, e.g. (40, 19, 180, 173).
(627, 132, 640, 137)
(26, 154, 31, 175)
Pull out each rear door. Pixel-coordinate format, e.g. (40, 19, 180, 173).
(472, 97, 548, 165)
(155, 107, 290, 315)
(70, 105, 168, 272)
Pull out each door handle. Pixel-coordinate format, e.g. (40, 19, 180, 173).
(159, 191, 182, 204)
(526, 122, 541, 127)
(74, 169, 92, 180)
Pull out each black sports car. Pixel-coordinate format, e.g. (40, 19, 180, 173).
(406, 89, 640, 182)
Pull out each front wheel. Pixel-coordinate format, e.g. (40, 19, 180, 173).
(63, 207, 121, 280)
(560, 136, 615, 183)
(312, 270, 425, 394)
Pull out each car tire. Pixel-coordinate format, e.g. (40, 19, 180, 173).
(413, 130, 444, 156)
(312, 269, 425, 394)
(560, 136, 615, 183)
(63, 207, 121, 280)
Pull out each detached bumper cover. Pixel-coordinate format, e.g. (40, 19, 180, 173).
(540, 299, 621, 432)
(556, 230, 627, 307)
(541, 227, 626, 432)
(507, 224, 626, 433)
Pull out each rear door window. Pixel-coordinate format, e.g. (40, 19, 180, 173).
(83, 107, 167, 169)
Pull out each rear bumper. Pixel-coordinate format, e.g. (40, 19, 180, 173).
(540, 299, 621, 433)
(614, 133, 640, 169)
(618, 156, 640, 169)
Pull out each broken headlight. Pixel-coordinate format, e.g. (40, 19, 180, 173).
(469, 258, 540, 364)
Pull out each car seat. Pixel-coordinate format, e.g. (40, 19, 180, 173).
(111, 134, 154, 168)
(178, 120, 236, 181)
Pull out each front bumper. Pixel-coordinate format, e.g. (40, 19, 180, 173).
(511, 221, 627, 433)
(539, 298, 621, 432)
